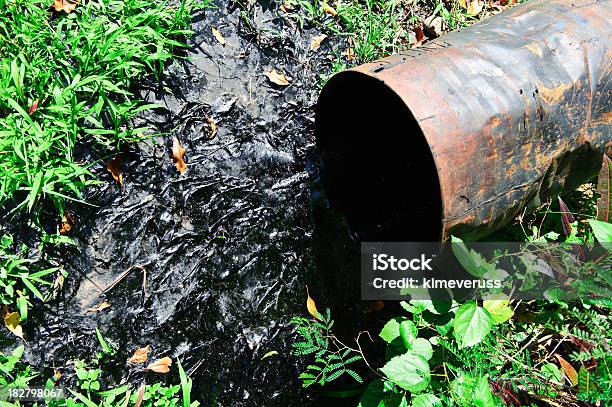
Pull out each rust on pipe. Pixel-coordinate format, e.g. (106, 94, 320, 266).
(316, 0, 611, 241)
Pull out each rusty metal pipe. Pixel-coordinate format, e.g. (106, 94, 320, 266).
(316, 0, 611, 241)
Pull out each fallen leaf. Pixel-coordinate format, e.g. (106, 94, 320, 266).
(207, 117, 218, 139)
(261, 350, 278, 360)
(279, 2, 293, 12)
(28, 100, 39, 115)
(264, 68, 291, 86)
(310, 34, 328, 50)
(460, 0, 484, 15)
(106, 157, 123, 185)
(59, 211, 76, 235)
(172, 136, 187, 174)
(342, 48, 355, 60)
(413, 26, 425, 48)
(53, 0, 78, 13)
(212, 27, 226, 46)
(3, 311, 24, 340)
(85, 300, 110, 314)
(146, 356, 172, 373)
(306, 286, 322, 320)
(555, 355, 578, 386)
(322, 2, 337, 16)
(128, 345, 151, 364)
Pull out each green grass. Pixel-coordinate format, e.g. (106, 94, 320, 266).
(287, 0, 530, 74)
(0, 0, 209, 321)
(0, 0, 206, 218)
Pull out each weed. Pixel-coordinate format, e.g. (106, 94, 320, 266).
(293, 155, 611, 405)
(0, 233, 59, 320)
(0, 332, 199, 406)
(291, 308, 364, 387)
(0, 0, 209, 218)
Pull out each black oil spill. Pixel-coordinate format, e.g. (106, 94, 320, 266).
(1, 1, 375, 406)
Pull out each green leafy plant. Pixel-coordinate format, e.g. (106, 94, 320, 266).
(0, 233, 59, 320)
(74, 360, 102, 393)
(0, 339, 199, 407)
(291, 308, 364, 387)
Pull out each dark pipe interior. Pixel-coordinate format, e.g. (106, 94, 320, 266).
(316, 72, 442, 241)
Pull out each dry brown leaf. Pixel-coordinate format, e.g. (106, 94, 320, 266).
(264, 69, 291, 86)
(85, 300, 110, 314)
(555, 355, 578, 386)
(106, 157, 123, 185)
(212, 27, 226, 46)
(322, 2, 337, 16)
(460, 0, 484, 15)
(53, 0, 78, 13)
(342, 48, 355, 60)
(3, 311, 24, 340)
(310, 34, 328, 50)
(413, 26, 425, 48)
(207, 117, 218, 139)
(128, 345, 151, 364)
(146, 356, 172, 373)
(305, 286, 322, 320)
(172, 136, 187, 174)
(279, 2, 293, 12)
(59, 211, 76, 235)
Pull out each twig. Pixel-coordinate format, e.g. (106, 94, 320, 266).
(100, 264, 146, 296)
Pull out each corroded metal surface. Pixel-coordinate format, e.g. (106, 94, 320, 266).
(318, 0, 611, 240)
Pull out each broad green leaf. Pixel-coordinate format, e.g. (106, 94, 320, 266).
(473, 376, 495, 407)
(358, 379, 405, 407)
(399, 320, 417, 349)
(402, 300, 451, 315)
(411, 393, 442, 407)
(380, 317, 410, 344)
(588, 219, 612, 250)
(380, 351, 430, 393)
(541, 363, 562, 382)
(453, 301, 492, 349)
(410, 338, 433, 361)
(451, 236, 495, 277)
(483, 299, 514, 325)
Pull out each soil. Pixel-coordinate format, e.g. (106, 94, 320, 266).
(0, 1, 383, 406)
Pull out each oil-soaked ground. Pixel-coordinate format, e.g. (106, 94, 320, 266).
(6, 1, 375, 405)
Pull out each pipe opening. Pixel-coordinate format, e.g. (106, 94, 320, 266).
(316, 71, 443, 241)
